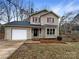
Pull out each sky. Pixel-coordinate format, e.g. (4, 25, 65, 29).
(24, 0, 79, 16)
(0, 0, 79, 24)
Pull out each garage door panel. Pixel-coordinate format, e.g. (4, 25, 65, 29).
(12, 29, 27, 40)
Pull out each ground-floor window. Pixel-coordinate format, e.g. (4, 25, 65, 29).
(53, 29, 55, 34)
(47, 28, 55, 35)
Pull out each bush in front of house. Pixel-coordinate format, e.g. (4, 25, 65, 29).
(57, 36, 62, 41)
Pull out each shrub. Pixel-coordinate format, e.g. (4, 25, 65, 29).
(57, 36, 62, 41)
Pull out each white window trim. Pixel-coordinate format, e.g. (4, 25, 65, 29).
(32, 17, 40, 23)
(47, 17, 54, 23)
(47, 28, 55, 35)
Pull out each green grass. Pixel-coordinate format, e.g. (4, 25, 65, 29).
(8, 42, 79, 59)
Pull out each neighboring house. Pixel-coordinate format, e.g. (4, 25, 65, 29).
(4, 10, 59, 40)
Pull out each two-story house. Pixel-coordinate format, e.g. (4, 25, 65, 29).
(4, 10, 59, 40)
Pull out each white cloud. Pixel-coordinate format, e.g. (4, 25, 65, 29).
(50, 0, 79, 16)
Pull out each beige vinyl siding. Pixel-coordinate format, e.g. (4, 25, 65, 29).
(40, 13, 59, 38)
(27, 28, 32, 39)
(41, 13, 59, 25)
(5, 27, 12, 40)
(30, 12, 48, 24)
(5, 27, 32, 40)
(30, 11, 59, 38)
(45, 27, 58, 38)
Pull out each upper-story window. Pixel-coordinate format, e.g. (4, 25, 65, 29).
(32, 17, 40, 23)
(52, 18, 54, 23)
(47, 18, 51, 23)
(47, 17, 54, 23)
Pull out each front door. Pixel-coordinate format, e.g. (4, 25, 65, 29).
(33, 28, 38, 36)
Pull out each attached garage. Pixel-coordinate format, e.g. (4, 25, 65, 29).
(4, 21, 32, 40)
(12, 29, 27, 40)
(5, 27, 32, 40)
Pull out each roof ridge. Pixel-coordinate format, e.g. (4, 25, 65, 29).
(40, 11, 60, 18)
(30, 9, 49, 16)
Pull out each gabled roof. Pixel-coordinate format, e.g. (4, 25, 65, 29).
(40, 11, 60, 18)
(30, 9, 60, 18)
(30, 9, 48, 16)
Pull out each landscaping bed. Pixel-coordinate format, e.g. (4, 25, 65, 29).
(40, 40, 65, 43)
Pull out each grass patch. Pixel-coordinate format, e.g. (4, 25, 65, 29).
(8, 42, 79, 59)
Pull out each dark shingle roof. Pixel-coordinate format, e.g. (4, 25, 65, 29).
(4, 21, 31, 26)
(4, 21, 57, 28)
(30, 9, 48, 16)
(4, 21, 42, 27)
(40, 11, 60, 18)
(30, 9, 60, 18)
(7, 21, 30, 25)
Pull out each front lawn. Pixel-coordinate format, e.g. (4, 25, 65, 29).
(8, 42, 79, 59)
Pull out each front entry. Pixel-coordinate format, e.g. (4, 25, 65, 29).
(33, 28, 38, 36)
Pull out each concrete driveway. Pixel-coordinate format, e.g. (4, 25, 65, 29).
(0, 40, 24, 59)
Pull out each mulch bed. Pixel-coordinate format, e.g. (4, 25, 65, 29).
(25, 40, 66, 44)
(31, 38, 65, 44)
(40, 40, 65, 44)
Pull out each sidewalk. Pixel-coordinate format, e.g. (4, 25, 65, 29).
(0, 41, 23, 59)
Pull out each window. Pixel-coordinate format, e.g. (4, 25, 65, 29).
(47, 28, 55, 35)
(53, 29, 55, 34)
(50, 29, 53, 34)
(33, 17, 34, 22)
(35, 17, 37, 23)
(47, 18, 51, 23)
(47, 17, 54, 23)
(32, 17, 40, 23)
(47, 29, 49, 34)
(52, 18, 54, 23)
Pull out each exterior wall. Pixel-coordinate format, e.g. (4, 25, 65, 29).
(30, 11, 48, 24)
(31, 27, 59, 38)
(31, 28, 42, 38)
(5, 10, 59, 40)
(5, 27, 12, 40)
(5, 26, 59, 40)
(45, 27, 59, 38)
(30, 12, 59, 26)
(30, 12, 59, 38)
(27, 28, 32, 39)
(40, 28, 45, 38)
(40, 13, 59, 38)
(5, 27, 32, 40)
(31, 28, 46, 38)
(41, 13, 59, 25)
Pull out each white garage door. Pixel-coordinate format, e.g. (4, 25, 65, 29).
(12, 29, 27, 40)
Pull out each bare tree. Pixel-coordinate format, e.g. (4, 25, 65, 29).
(0, 0, 15, 23)
(0, 0, 34, 24)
